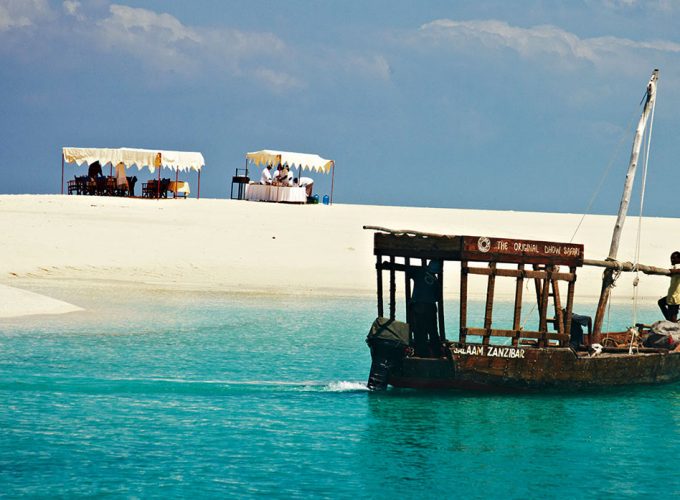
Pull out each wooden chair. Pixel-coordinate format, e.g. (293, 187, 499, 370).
(114, 181, 129, 197)
(95, 177, 108, 196)
(85, 177, 96, 195)
(105, 177, 117, 196)
(142, 180, 158, 198)
(72, 175, 93, 195)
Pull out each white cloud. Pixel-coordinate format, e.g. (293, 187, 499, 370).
(589, 35, 680, 54)
(253, 67, 304, 91)
(102, 4, 201, 44)
(0, 2, 383, 92)
(420, 20, 597, 62)
(345, 54, 391, 81)
(596, 0, 680, 11)
(418, 18, 680, 66)
(0, 0, 50, 31)
(62, 1, 84, 22)
(91, 4, 295, 90)
(306, 50, 392, 84)
(599, 0, 639, 7)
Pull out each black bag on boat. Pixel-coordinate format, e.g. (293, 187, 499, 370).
(643, 321, 680, 349)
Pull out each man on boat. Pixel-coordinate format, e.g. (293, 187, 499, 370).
(563, 309, 592, 350)
(408, 260, 443, 357)
(658, 251, 680, 322)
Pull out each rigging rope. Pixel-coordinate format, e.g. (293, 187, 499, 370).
(569, 110, 639, 244)
(521, 91, 654, 334)
(629, 95, 656, 352)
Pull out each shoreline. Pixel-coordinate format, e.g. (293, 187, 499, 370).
(2, 194, 678, 319)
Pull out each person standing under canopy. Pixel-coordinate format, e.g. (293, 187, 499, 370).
(88, 161, 103, 180)
(114, 162, 128, 193)
(283, 166, 293, 186)
(272, 165, 285, 185)
(408, 260, 443, 357)
(260, 164, 273, 185)
(294, 176, 314, 197)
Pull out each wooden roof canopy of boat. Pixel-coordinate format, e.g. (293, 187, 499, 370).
(364, 226, 584, 266)
(363, 224, 672, 349)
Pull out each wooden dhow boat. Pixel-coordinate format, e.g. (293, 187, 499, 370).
(365, 69, 680, 391)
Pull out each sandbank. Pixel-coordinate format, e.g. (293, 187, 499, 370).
(0, 283, 83, 318)
(1, 194, 678, 318)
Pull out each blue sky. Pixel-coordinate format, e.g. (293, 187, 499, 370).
(1, 0, 679, 215)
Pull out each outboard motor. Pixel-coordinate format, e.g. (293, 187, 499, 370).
(366, 317, 410, 390)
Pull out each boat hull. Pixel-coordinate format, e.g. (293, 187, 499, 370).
(385, 345, 680, 391)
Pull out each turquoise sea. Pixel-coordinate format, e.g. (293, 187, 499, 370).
(1, 288, 679, 498)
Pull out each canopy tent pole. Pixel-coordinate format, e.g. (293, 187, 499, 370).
(198, 169, 201, 199)
(61, 154, 64, 195)
(174, 169, 179, 199)
(245, 158, 249, 179)
(330, 162, 335, 205)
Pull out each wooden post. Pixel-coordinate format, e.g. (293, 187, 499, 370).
(61, 154, 64, 195)
(437, 263, 446, 341)
(551, 270, 564, 334)
(538, 267, 551, 347)
(197, 169, 201, 199)
(404, 257, 412, 328)
(174, 170, 179, 199)
(512, 263, 524, 346)
(376, 255, 384, 318)
(389, 256, 396, 320)
(460, 261, 468, 343)
(550, 271, 565, 345)
(330, 162, 335, 205)
(533, 264, 544, 312)
(565, 266, 576, 345)
(483, 262, 496, 346)
(594, 69, 659, 335)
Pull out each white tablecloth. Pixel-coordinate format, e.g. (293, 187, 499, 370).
(245, 184, 307, 203)
(169, 181, 190, 196)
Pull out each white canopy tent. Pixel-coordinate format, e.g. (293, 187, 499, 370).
(61, 147, 205, 198)
(245, 149, 336, 203)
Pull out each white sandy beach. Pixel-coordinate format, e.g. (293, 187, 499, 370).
(1, 194, 678, 318)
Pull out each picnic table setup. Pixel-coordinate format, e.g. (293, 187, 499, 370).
(61, 147, 205, 199)
(241, 149, 335, 204)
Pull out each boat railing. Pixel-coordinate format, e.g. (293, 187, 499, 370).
(366, 226, 586, 351)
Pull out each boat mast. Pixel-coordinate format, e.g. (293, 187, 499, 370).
(593, 69, 659, 337)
